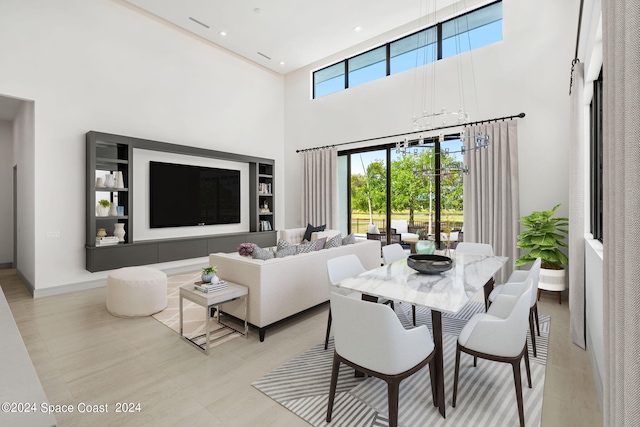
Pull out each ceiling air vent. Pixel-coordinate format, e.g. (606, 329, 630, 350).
(188, 17, 210, 29)
(257, 52, 272, 60)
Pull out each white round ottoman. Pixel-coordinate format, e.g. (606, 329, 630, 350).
(106, 267, 167, 317)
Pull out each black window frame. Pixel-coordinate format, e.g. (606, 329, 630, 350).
(590, 69, 603, 242)
(312, 0, 502, 99)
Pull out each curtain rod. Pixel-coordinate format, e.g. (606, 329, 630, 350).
(296, 112, 525, 153)
(569, 0, 585, 95)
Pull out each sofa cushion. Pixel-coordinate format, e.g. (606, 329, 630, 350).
(277, 239, 293, 251)
(303, 223, 326, 242)
(252, 246, 274, 260)
(296, 241, 316, 254)
(325, 234, 342, 249)
(313, 237, 327, 251)
(276, 245, 296, 258)
(342, 233, 356, 245)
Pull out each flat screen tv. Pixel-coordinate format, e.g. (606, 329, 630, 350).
(149, 161, 241, 228)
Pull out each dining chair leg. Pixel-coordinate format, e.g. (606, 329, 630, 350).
(429, 357, 438, 406)
(537, 288, 541, 301)
(387, 380, 400, 427)
(324, 309, 332, 350)
(452, 344, 461, 407)
(326, 353, 340, 422)
(528, 310, 537, 358)
(511, 359, 526, 427)
(533, 303, 540, 336)
(524, 343, 532, 388)
(412, 305, 416, 326)
(473, 356, 477, 367)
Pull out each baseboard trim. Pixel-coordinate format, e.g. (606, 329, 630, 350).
(0, 262, 13, 269)
(587, 330, 604, 412)
(27, 262, 205, 298)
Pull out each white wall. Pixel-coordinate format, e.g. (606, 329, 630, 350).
(283, 0, 579, 228)
(0, 0, 285, 292)
(0, 120, 13, 265)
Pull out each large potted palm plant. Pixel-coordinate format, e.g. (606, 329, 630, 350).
(515, 204, 568, 301)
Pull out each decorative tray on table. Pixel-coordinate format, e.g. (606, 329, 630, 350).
(407, 254, 453, 274)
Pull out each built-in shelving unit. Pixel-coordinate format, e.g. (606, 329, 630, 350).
(86, 133, 133, 248)
(85, 131, 276, 272)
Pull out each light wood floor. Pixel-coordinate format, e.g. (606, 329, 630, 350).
(0, 268, 602, 426)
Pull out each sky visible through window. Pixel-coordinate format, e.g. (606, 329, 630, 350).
(314, 2, 502, 99)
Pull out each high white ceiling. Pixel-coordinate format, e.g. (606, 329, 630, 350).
(123, 0, 476, 74)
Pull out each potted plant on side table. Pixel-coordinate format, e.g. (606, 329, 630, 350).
(201, 265, 219, 283)
(515, 203, 568, 304)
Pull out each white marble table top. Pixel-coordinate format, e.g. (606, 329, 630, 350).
(337, 252, 508, 315)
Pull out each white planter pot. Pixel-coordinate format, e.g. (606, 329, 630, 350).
(538, 267, 566, 292)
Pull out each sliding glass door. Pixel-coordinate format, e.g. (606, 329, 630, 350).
(342, 137, 464, 247)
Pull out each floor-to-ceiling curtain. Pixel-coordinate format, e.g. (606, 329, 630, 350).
(300, 147, 339, 229)
(463, 121, 519, 284)
(569, 61, 586, 350)
(602, 1, 640, 425)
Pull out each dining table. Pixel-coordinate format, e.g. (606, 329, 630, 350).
(336, 251, 508, 418)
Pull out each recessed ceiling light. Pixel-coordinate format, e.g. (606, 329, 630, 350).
(219, 31, 227, 36)
(353, 26, 362, 32)
(279, 61, 285, 65)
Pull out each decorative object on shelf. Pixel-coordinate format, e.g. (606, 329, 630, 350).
(116, 206, 124, 216)
(260, 200, 270, 212)
(95, 177, 104, 188)
(415, 240, 436, 255)
(515, 203, 569, 303)
(96, 228, 107, 238)
(96, 199, 110, 217)
(104, 173, 115, 188)
(201, 265, 218, 283)
(109, 204, 118, 216)
(113, 223, 126, 242)
(115, 171, 124, 189)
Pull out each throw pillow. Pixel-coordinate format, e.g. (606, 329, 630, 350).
(252, 246, 274, 260)
(367, 224, 381, 234)
(277, 239, 293, 252)
(342, 233, 356, 245)
(237, 242, 256, 257)
(295, 241, 316, 254)
(325, 234, 342, 249)
(276, 245, 296, 258)
(313, 237, 327, 251)
(303, 223, 326, 242)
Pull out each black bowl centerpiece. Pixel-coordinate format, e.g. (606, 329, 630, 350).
(407, 254, 453, 274)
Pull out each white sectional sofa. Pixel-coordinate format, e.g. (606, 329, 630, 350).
(209, 229, 381, 341)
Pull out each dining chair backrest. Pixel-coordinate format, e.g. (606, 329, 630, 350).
(460, 278, 532, 358)
(455, 242, 494, 256)
(330, 292, 434, 375)
(503, 258, 542, 308)
(382, 243, 407, 264)
(326, 254, 366, 286)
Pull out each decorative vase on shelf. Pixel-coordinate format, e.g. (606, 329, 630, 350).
(96, 204, 109, 217)
(115, 171, 124, 189)
(416, 240, 436, 255)
(104, 173, 115, 188)
(109, 205, 118, 216)
(97, 228, 107, 238)
(201, 272, 217, 283)
(113, 223, 126, 242)
(95, 177, 104, 188)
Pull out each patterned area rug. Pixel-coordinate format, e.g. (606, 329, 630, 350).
(253, 301, 550, 427)
(152, 271, 241, 349)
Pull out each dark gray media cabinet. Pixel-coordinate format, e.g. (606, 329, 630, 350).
(86, 131, 276, 272)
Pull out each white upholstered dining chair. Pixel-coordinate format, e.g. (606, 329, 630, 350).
(453, 278, 533, 427)
(489, 258, 542, 357)
(382, 243, 407, 264)
(324, 254, 393, 350)
(326, 292, 435, 427)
